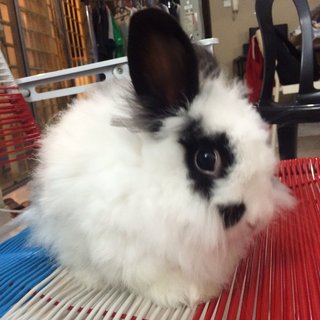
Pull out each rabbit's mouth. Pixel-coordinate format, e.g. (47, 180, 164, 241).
(218, 203, 246, 228)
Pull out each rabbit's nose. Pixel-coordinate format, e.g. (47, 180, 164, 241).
(218, 203, 246, 228)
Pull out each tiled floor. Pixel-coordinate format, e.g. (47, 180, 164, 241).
(0, 211, 11, 229)
(298, 135, 320, 157)
(297, 123, 320, 158)
(0, 184, 29, 229)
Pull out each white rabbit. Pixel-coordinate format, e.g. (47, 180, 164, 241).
(23, 9, 295, 307)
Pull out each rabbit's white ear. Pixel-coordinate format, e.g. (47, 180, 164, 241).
(127, 9, 199, 111)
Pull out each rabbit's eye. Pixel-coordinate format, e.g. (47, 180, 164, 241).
(195, 148, 222, 176)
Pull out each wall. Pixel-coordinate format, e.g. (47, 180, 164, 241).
(210, 0, 319, 75)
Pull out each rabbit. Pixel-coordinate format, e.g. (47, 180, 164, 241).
(22, 8, 295, 307)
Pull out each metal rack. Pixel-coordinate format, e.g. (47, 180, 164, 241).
(16, 38, 218, 103)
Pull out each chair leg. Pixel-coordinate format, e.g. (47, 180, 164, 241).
(277, 125, 298, 160)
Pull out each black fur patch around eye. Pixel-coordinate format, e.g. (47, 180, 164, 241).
(179, 120, 235, 199)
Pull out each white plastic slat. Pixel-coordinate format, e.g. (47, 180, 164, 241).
(85, 287, 118, 320)
(0, 50, 17, 87)
(2, 265, 195, 320)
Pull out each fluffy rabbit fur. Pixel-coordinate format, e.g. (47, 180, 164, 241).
(23, 9, 295, 307)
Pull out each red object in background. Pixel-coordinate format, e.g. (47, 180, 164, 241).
(0, 86, 41, 165)
(246, 36, 264, 104)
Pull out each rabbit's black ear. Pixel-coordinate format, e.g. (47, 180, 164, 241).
(127, 9, 199, 112)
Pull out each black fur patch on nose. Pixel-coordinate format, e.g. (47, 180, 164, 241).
(218, 203, 246, 228)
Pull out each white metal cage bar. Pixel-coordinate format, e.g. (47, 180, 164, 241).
(15, 38, 218, 103)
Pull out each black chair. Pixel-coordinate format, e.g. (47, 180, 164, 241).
(255, 0, 320, 159)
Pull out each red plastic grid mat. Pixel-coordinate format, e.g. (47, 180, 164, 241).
(193, 157, 320, 319)
(0, 87, 41, 165)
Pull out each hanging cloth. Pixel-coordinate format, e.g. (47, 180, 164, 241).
(112, 17, 125, 58)
(114, 7, 137, 54)
(245, 35, 264, 104)
(92, 4, 115, 61)
(84, 3, 98, 62)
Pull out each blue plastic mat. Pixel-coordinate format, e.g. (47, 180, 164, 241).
(0, 229, 57, 317)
